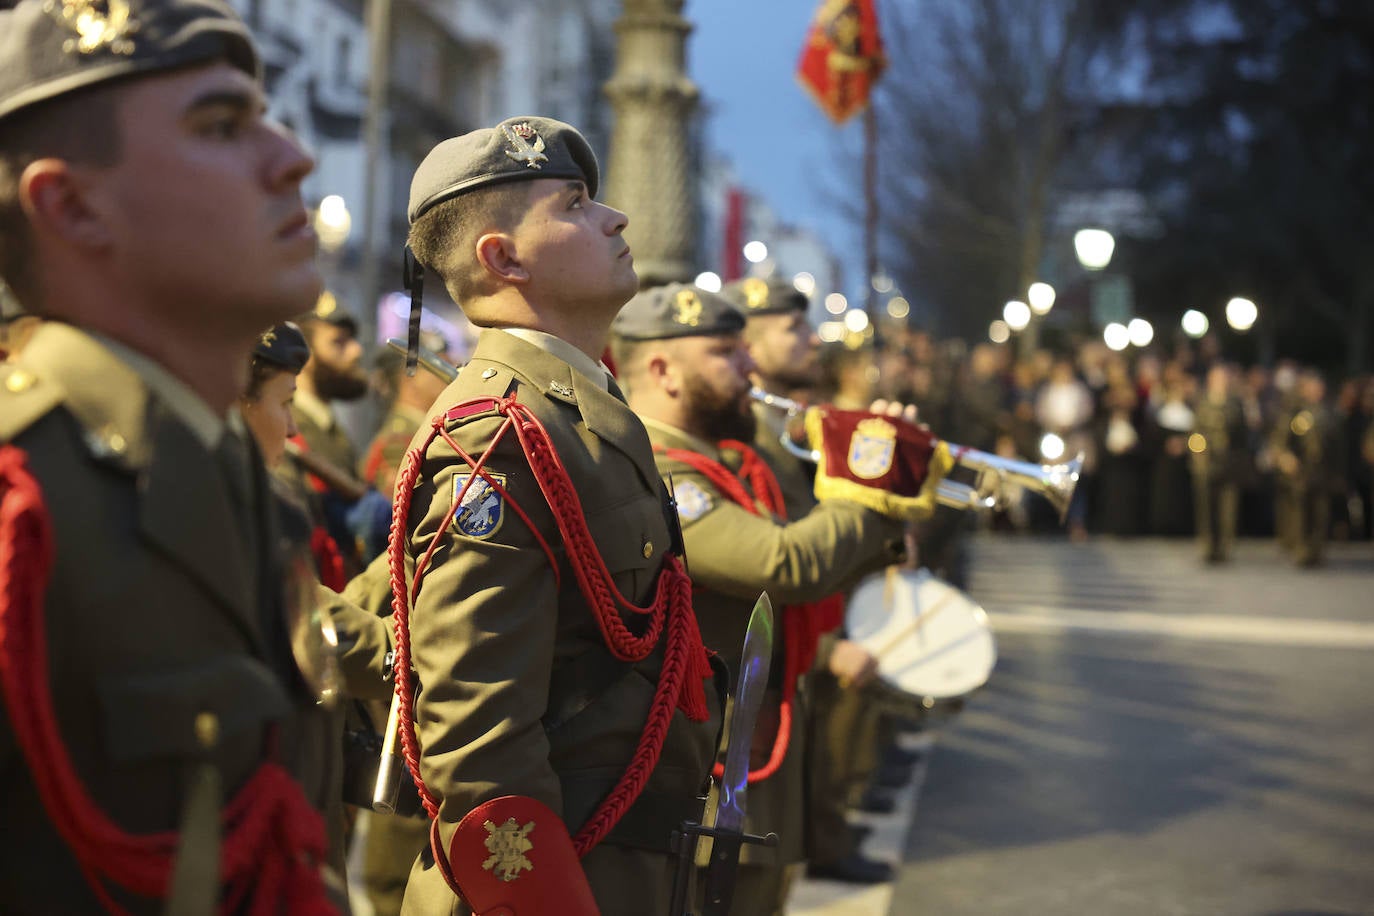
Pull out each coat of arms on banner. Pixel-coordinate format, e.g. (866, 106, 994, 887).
(453, 472, 506, 539)
(847, 417, 896, 480)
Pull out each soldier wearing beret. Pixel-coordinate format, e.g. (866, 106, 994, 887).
(721, 277, 899, 885)
(389, 117, 721, 916)
(0, 1, 351, 911)
(611, 283, 907, 914)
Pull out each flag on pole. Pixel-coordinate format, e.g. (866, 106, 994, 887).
(796, 0, 886, 124)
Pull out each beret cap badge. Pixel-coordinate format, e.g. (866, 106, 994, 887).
(502, 121, 548, 170)
(44, 0, 139, 55)
(741, 278, 770, 309)
(673, 290, 703, 327)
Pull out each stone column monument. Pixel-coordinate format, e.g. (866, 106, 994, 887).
(603, 0, 699, 287)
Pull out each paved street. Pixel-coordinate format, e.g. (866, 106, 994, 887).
(790, 535, 1374, 916)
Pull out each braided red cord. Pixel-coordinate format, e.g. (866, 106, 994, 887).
(655, 441, 844, 784)
(0, 445, 334, 915)
(388, 397, 712, 856)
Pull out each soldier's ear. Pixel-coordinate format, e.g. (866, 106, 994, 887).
(645, 349, 682, 397)
(475, 232, 528, 285)
(18, 158, 115, 252)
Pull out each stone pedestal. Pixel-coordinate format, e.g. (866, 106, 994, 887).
(604, 0, 699, 287)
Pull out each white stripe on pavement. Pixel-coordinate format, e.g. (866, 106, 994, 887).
(990, 606, 1374, 648)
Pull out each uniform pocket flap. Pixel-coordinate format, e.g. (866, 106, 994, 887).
(99, 655, 291, 763)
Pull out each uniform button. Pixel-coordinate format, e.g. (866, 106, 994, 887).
(105, 431, 128, 455)
(194, 711, 220, 750)
(482, 368, 497, 380)
(642, 540, 654, 559)
(4, 369, 35, 393)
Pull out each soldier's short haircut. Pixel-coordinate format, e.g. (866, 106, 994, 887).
(0, 86, 124, 308)
(406, 182, 532, 313)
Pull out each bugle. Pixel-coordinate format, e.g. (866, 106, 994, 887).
(750, 388, 1081, 521)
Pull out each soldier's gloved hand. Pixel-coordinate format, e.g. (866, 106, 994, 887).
(829, 639, 879, 690)
(869, 399, 921, 428)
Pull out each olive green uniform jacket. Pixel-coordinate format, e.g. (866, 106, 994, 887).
(362, 402, 429, 496)
(396, 330, 722, 916)
(0, 324, 358, 914)
(643, 419, 904, 868)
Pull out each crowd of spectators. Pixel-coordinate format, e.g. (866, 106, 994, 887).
(814, 325, 1374, 556)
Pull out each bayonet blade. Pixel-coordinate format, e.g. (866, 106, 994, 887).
(713, 592, 774, 835)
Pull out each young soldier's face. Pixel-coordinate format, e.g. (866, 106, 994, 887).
(513, 178, 638, 312)
(90, 61, 321, 332)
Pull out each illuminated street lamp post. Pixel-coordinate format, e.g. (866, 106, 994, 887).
(604, 0, 699, 287)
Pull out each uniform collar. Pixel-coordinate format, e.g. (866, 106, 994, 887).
(641, 417, 723, 462)
(92, 332, 226, 451)
(497, 327, 611, 391)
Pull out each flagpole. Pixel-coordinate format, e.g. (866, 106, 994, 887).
(863, 101, 879, 324)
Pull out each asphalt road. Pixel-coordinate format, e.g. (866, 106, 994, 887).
(790, 536, 1374, 916)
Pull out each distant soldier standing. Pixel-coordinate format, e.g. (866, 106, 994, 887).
(1190, 363, 1247, 563)
(1272, 370, 1344, 567)
(0, 0, 349, 910)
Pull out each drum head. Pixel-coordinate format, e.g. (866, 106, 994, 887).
(847, 568, 997, 700)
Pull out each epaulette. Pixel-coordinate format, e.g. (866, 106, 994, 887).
(0, 363, 63, 444)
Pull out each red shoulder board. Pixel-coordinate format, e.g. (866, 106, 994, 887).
(443, 398, 504, 425)
(445, 795, 599, 916)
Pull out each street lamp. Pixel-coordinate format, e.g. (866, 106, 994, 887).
(1226, 297, 1258, 332)
(1003, 299, 1031, 331)
(1181, 310, 1209, 338)
(1127, 317, 1154, 347)
(793, 272, 816, 295)
(743, 240, 769, 264)
(989, 319, 1011, 344)
(843, 309, 870, 333)
(1027, 282, 1056, 316)
(314, 194, 352, 253)
(694, 271, 722, 292)
(824, 293, 848, 315)
(1103, 322, 1130, 351)
(1074, 228, 1115, 270)
(886, 296, 910, 319)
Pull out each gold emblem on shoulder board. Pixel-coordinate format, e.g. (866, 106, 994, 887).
(44, 0, 138, 55)
(482, 817, 535, 882)
(502, 122, 549, 169)
(673, 289, 703, 327)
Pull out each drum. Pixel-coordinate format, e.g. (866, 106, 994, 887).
(845, 567, 997, 720)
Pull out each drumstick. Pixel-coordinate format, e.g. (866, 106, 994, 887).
(870, 590, 959, 660)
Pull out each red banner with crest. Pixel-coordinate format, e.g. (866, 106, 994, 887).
(796, 0, 886, 124)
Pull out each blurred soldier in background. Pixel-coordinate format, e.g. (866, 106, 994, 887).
(360, 328, 455, 498)
(1190, 363, 1247, 563)
(1272, 370, 1345, 567)
(614, 283, 908, 912)
(723, 277, 903, 884)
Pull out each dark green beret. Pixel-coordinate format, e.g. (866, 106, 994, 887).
(611, 283, 745, 342)
(721, 277, 809, 317)
(0, 0, 259, 124)
(253, 321, 309, 374)
(408, 115, 599, 223)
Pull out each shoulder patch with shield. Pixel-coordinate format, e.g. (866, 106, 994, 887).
(453, 472, 506, 539)
(672, 479, 714, 523)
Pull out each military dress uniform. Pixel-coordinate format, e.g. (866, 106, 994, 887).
(0, 324, 347, 913)
(0, 4, 354, 912)
(392, 119, 721, 916)
(723, 279, 891, 878)
(1273, 398, 1344, 566)
(614, 286, 905, 914)
(1190, 391, 1247, 562)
